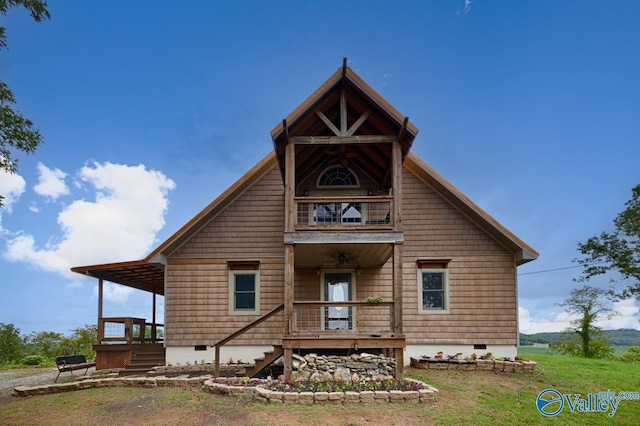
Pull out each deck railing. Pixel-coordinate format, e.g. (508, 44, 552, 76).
(295, 196, 392, 228)
(292, 301, 395, 336)
(97, 317, 164, 345)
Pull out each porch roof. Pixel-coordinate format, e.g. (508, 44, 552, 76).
(71, 260, 165, 295)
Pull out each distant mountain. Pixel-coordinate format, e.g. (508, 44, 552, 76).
(520, 329, 640, 347)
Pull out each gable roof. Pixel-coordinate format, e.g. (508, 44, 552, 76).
(270, 60, 418, 191)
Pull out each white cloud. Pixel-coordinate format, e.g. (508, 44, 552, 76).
(520, 300, 640, 334)
(457, 0, 473, 16)
(0, 169, 26, 214)
(102, 282, 135, 305)
(596, 299, 640, 329)
(519, 306, 576, 334)
(3, 161, 175, 303)
(33, 162, 70, 201)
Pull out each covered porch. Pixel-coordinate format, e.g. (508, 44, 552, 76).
(72, 259, 166, 372)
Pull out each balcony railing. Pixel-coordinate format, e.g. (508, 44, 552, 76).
(292, 301, 395, 336)
(295, 196, 392, 228)
(97, 317, 164, 345)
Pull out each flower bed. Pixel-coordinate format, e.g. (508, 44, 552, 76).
(410, 357, 537, 373)
(203, 376, 438, 405)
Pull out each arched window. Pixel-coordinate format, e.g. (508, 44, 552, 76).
(317, 166, 359, 187)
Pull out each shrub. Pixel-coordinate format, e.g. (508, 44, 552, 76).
(620, 346, 640, 363)
(22, 355, 45, 366)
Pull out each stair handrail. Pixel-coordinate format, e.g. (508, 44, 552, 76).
(213, 303, 284, 377)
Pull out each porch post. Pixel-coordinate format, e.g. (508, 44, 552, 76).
(393, 243, 403, 335)
(394, 347, 404, 380)
(97, 278, 103, 344)
(391, 141, 403, 231)
(283, 134, 295, 379)
(151, 292, 157, 343)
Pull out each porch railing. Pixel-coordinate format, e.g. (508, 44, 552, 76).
(97, 317, 164, 345)
(292, 301, 395, 336)
(213, 304, 284, 377)
(295, 196, 392, 228)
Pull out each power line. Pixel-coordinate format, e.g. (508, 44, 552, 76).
(517, 262, 606, 276)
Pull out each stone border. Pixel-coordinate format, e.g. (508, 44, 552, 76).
(13, 374, 439, 405)
(410, 357, 537, 373)
(13, 375, 211, 397)
(202, 377, 438, 405)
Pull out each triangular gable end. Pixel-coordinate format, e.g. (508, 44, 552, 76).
(271, 59, 419, 192)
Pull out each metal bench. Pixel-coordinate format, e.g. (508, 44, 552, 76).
(55, 354, 96, 382)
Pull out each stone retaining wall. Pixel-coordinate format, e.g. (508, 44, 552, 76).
(13, 375, 210, 397)
(13, 374, 438, 406)
(290, 352, 396, 381)
(203, 377, 438, 405)
(410, 357, 537, 373)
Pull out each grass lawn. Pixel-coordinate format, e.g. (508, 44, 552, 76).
(1, 352, 639, 425)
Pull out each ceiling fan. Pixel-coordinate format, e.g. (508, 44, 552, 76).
(323, 145, 359, 168)
(331, 251, 359, 266)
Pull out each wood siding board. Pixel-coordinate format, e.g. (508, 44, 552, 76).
(400, 169, 518, 346)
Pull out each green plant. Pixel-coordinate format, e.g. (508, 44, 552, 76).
(365, 296, 384, 303)
(619, 346, 640, 363)
(21, 355, 45, 366)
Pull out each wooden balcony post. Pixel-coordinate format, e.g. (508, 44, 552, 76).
(393, 243, 403, 335)
(392, 141, 403, 231)
(284, 141, 295, 232)
(284, 348, 293, 380)
(284, 244, 295, 336)
(214, 345, 220, 378)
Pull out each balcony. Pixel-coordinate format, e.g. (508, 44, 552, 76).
(292, 301, 395, 337)
(295, 196, 392, 229)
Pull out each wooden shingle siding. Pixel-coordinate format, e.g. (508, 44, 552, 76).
(402, 169, 510, 257)
(165, 165, 286, 346)
(171, 166, 284, 258)
(165, 260, 285, 346)
(402, 169, 518, 345)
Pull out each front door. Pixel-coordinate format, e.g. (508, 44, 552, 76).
(323, 272, 353, 330)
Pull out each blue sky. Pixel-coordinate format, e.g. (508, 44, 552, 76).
(1, 1, 639, 336)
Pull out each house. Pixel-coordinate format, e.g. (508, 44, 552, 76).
(72, 60, 538, 379)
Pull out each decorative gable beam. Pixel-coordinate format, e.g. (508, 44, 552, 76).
(290, 135, 397, 145)
(315, 111, 341, 136)
(340, 88, 348, 135)
(346, 110, 372, 136)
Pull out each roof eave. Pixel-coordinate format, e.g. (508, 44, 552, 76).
(406, 153, 539, 264)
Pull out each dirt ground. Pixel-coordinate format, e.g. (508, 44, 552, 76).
(0, 367, 530, 426)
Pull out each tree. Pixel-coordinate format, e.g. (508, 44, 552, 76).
(24, 330, 65, 360)
(575, 184, 640, 300)
(0, 322, 26, 364)
(67, 325, 97, 359)
(0, 0, 50, 207)
(555, 285, 617, 358)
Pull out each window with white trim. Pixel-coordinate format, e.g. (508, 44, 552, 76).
(228, 262, 260, 315)
(417, 260, 450, 314)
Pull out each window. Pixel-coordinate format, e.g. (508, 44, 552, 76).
(318, 166, 359, 187)
(228, 262, 260, 315)
(417, 260, 450, 314)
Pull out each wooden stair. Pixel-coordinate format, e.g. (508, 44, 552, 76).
(120, 344, 166, 376)
(245, 345, 283, 378)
